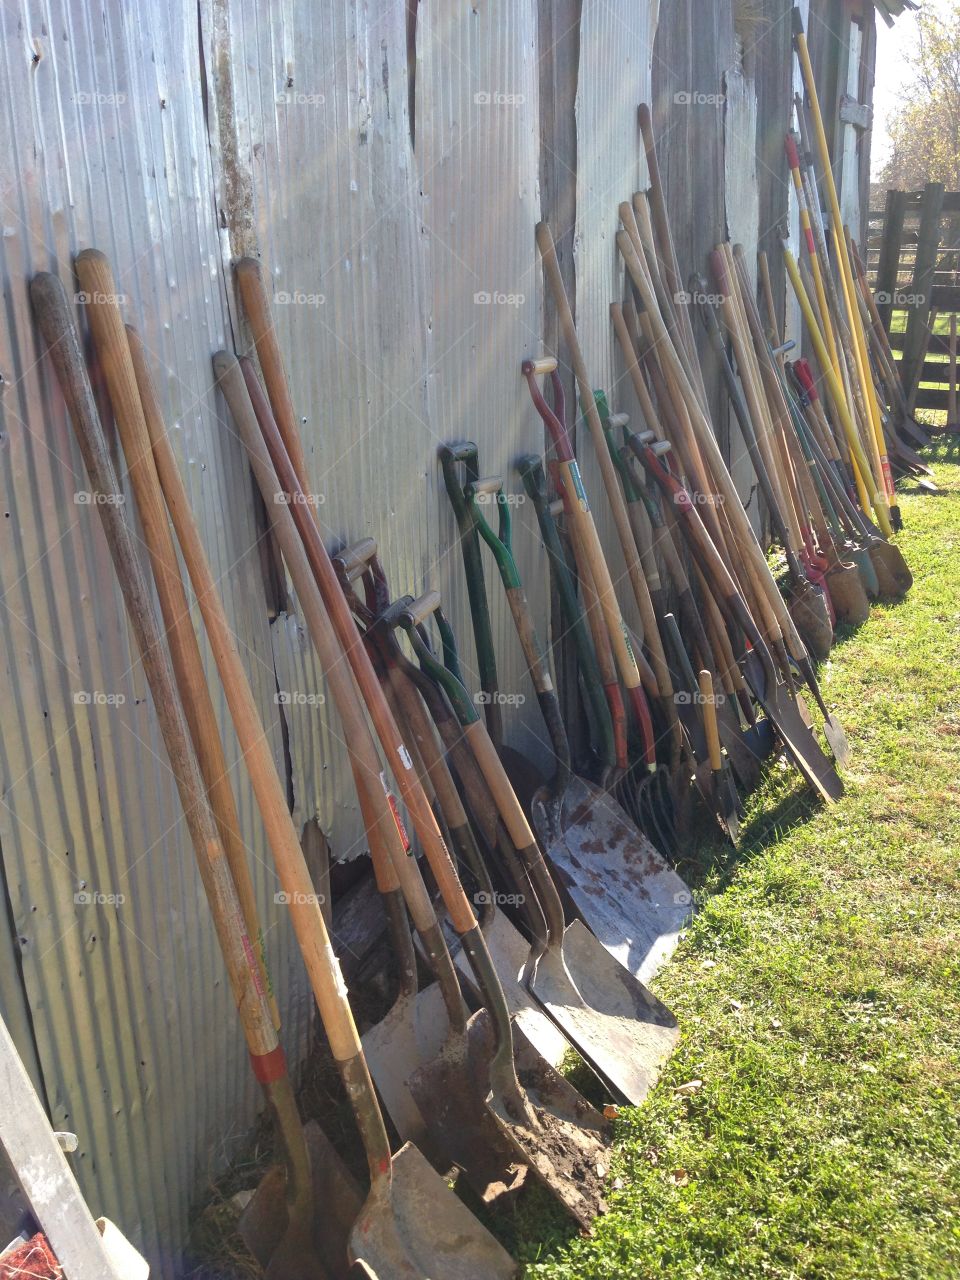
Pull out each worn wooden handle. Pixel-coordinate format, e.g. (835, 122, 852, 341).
(70, 267, 278, 1028)
(698, 670, 723, 772)
(233, 280, 481, 940)
(30, 272, 276, 1064)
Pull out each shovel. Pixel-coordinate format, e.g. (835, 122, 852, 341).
(228, 273, 618, 1231)
(31, 270, 334, 1280)
(632, 436, 844, 805)
(330, 545, 612, 1224)
(463, 469, 692, 985)
(396, 591, 681, 1106)
(439, 444, 545, 807)
(212, 349, 516, 1278)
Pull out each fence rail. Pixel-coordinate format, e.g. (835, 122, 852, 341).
(866, 182, 960, 412)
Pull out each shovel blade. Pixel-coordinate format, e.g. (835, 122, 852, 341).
(534, 776, 692, 985)
(240, 1121, 363, 1280)
(409, 1009, 610, 1227)
(741, 651, 844, 804)
(453, 911, 571, 1068)
(531, 921, 680, 1104)
(361, 985, 449, 1148)
(350, 1143, 516, 1279)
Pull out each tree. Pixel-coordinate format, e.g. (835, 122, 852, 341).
(880, 3, 960, 190)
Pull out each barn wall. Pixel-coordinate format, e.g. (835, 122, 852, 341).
(0, 0, 871, 1272)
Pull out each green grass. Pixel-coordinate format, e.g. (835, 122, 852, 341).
(516, 444, 960, 1279)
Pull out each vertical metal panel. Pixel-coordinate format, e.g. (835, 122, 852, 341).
(416, 0, 551, 767)
(202, 0, 444, 811)
(724, 55, 763, 520)
(0, 2, 308, 1273)
(572, 0, 660, 641)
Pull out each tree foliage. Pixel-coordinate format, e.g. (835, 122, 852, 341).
(879, 3, 960, 190)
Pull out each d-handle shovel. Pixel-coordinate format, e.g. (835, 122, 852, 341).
(332, 547, 611, 1222)
(212, 350, 516, 1280)
(31, 272, 329, 1280)
(397, 592, 681, 1106)
(464, 469, 692, 987)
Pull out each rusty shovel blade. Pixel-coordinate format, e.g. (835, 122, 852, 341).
(531, 776, 692, 986)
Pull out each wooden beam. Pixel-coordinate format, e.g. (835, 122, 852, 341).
(900, 181, 946, 401)
(875, 188, 908, 330)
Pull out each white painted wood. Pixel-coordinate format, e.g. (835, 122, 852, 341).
(0, 1012, 125, 1279)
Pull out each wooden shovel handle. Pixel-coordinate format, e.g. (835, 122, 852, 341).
(30, 273, 276, 1066)
(234, 270, 479, 938)
(698, 671, 723, 772)
(74, 253, 278, 1028)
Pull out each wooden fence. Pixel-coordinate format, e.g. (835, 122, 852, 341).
(866, 183, 960, 413)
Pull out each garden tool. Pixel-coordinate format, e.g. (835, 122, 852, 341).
(516, 455, 618, 786)
(212, 349, 517, 1278)
(33, 270, 331, 1280)
(464, 468, 692, 984)
(332, 540, 571, 1074)
(616, 227, 848, 772)
(37, 274, 486, 1280)
(224, 323, 615, 1226)
(788, 30, 900, 532)
(698, 670, 741, 842)
(439, 443, 546, 808)
(658, 612, 741, 845)
(699, 265, 833, 659)
(630, 435, 844, 804)
(548, 460, 677, 856)
(783, 244, 912, 603)
(787, 359, 883, 599)
(396, 590, 681, 1105)
(519, 344, 677, 859)
(330, 560, 614, 1224)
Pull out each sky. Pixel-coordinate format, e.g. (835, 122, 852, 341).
(870, 0, 948, 178)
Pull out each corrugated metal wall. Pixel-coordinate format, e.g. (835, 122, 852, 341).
(0, 0, 864, 1272)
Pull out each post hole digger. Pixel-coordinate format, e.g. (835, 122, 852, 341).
(390, 589, 681, 1106)
(459, 462, 693, 983)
